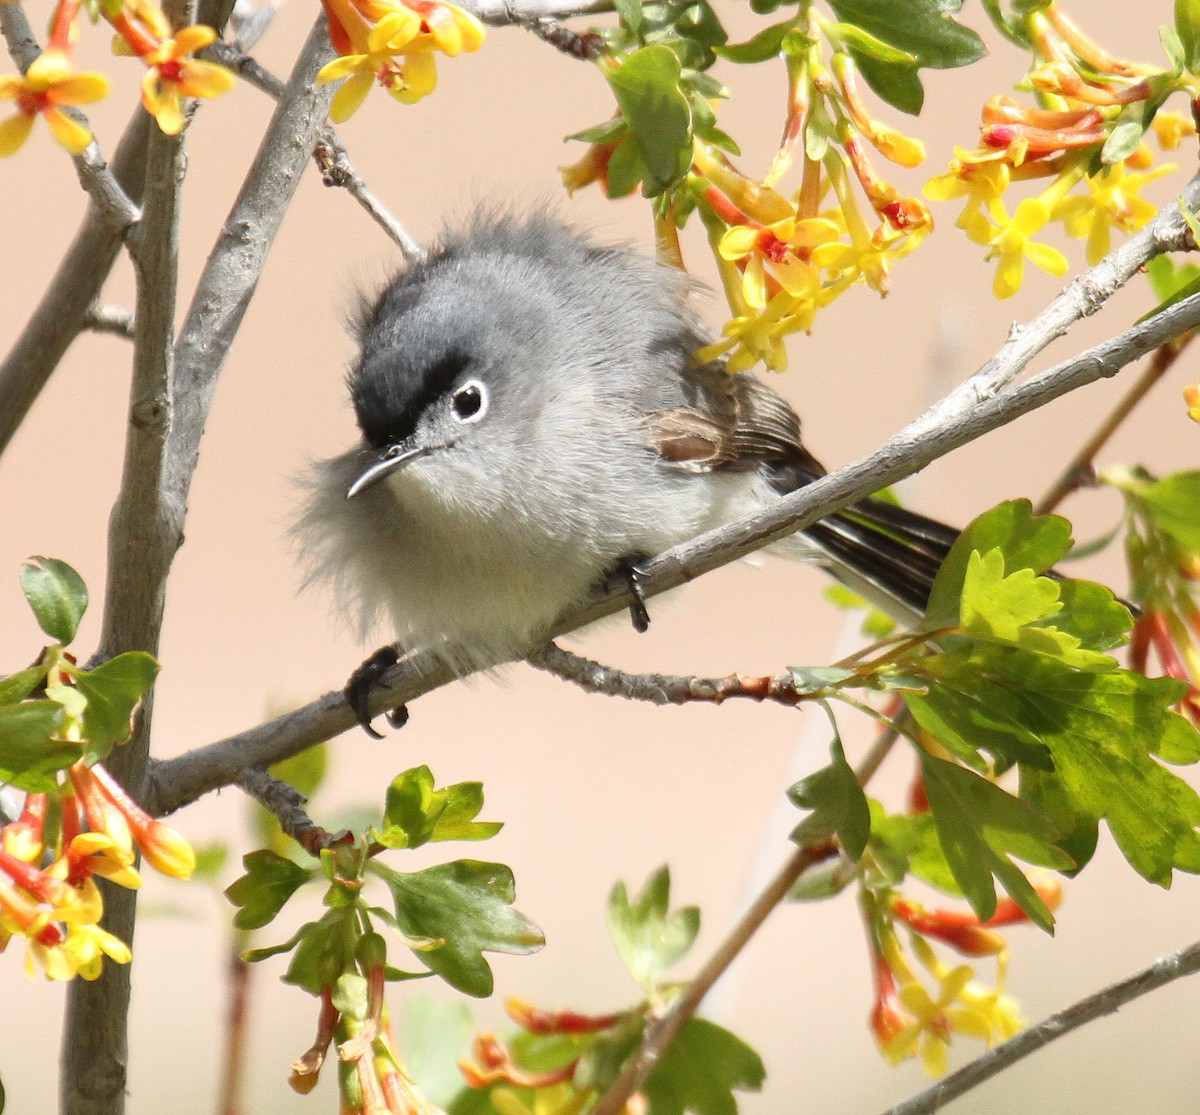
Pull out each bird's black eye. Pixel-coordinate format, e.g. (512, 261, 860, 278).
(450, 380, 487, 423)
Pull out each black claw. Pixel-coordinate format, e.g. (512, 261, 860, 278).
(344, 645, 401, 738)
(620, 558, 652, 633)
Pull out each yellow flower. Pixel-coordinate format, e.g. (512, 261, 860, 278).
(140, 25, 235, 136)
(969, 196, 1069, 299)
(318, 12, 439, 121)
(0, 49, 108, 157)
(1052, 161, 1174, 265)
(63, 921, 132, 981)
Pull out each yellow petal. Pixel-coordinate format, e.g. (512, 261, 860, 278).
(0, 75, 26, 100)
(0, 110, 34, 156)
(718, 225, 759, 260)
(172, 25, 219, 54)
(51, 71, 110, 105)
(142, 73, 185, 135)
(316, 54, 367, 84)
(179, 59, 235, 99)
(25, 49, 71, 90)
(391, 50, 436, 103)
(450, 6, 485, 51)
(43, 106, 93, 154)
(1023, 240, 1068, 277)
(329, 70, 374, 122)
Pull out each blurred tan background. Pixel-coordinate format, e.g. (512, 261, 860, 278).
(3, 0, 1200, 1110)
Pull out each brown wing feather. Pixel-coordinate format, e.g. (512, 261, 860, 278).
(644, 361, 823, 476)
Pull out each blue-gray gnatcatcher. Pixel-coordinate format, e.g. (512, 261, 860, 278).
(293, 213, 957, 732)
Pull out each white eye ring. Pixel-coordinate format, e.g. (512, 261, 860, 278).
(450, 379, 487, 424)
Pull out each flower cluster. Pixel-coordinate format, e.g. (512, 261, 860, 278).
(924, 2, 1191, 298)
(865, 881, 1060, 1075)
(0, 0, 233, 154)
(564, 12, 932, 373)
(317, 0, 484, 122)
(0, 762, 194, 981)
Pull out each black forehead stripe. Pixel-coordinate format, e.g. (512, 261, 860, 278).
(351, 347, 470, 449)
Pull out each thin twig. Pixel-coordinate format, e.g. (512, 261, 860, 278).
(469, 0, 614, 22)
(83, 305, 136, 340)
(526, 642, 803, 705)
(879, 938, 1200, 1115)
(146, 285, 1200, 818)
(591, 840, 839, 1115)
(1036, 334, 1195, 514)
(0, 0, 142, 234)
(204, 41, 423, 257)
(237, 767, 347, 855)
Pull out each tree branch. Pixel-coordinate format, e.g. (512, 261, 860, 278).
(0, 109, 151, 459)
(880, 938, 1200, 1115)
(145, 281, 1200, 818)
(83, 305, 136, 340)
(167, 15, 336, 500)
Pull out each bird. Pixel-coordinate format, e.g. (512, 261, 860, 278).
(292, 211, 958, 732)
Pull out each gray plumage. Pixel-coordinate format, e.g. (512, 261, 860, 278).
(293, 212, 955, 674)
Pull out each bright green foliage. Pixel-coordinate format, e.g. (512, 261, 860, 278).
(20, 556, 88, 643)
(827, 0, 985, 113)
(787, 501, 1200, 927)
(639, 1018, 766, 1115)
(789, 735, 870, 859)
(1176, 0, 1200, 72)
(607, 865, 700, 994)
(230, 768, 541, 1001)
(375, 859, 544, 996)
(0, 558, 158, 789)
(375, 764, 502, 850)
(225, 849, 313, 930)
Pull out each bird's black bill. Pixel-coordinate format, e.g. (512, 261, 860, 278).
(347, 444, 434, 498)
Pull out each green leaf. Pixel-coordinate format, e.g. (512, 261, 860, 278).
(225, 849, 314, 930)
(614, 0, 643, 40)
(828, 21, 918, 64)
(920, 754, 1071, 929)
(642, 1017, 765, 1115)
(957, 550, 1118, 670)
(914, 644, 1200, 887)
(607, 866, 700, 992)
(712, 19, 795, 63)
(375, 766, 502, 850)
(605, 136, 645, 197)
(19, 557, 88, 644)
(786, 665, 858, 694)
(73, 652, 159, 759)
(925, 500, 1072, 631)
(854, 54, 925, 115)
(827, 0, 986, 68)
(377, 860, 543, 997)
(0, 700, 73, 792)
(0, 665, 48, 706)
(607, 45, 693, 197)
(567, 117, 628, 145)
(1177, 0, 1200, 72)
(1101, 102, 1151, 165)
(788, 736, 870, 859)
(282, 909, 355, 994)
(1145, 252, 1200, 304)
(1143, 471, 1200, 555)
(869, 805, 962, 896)
(1162, 24, 1187, 73)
